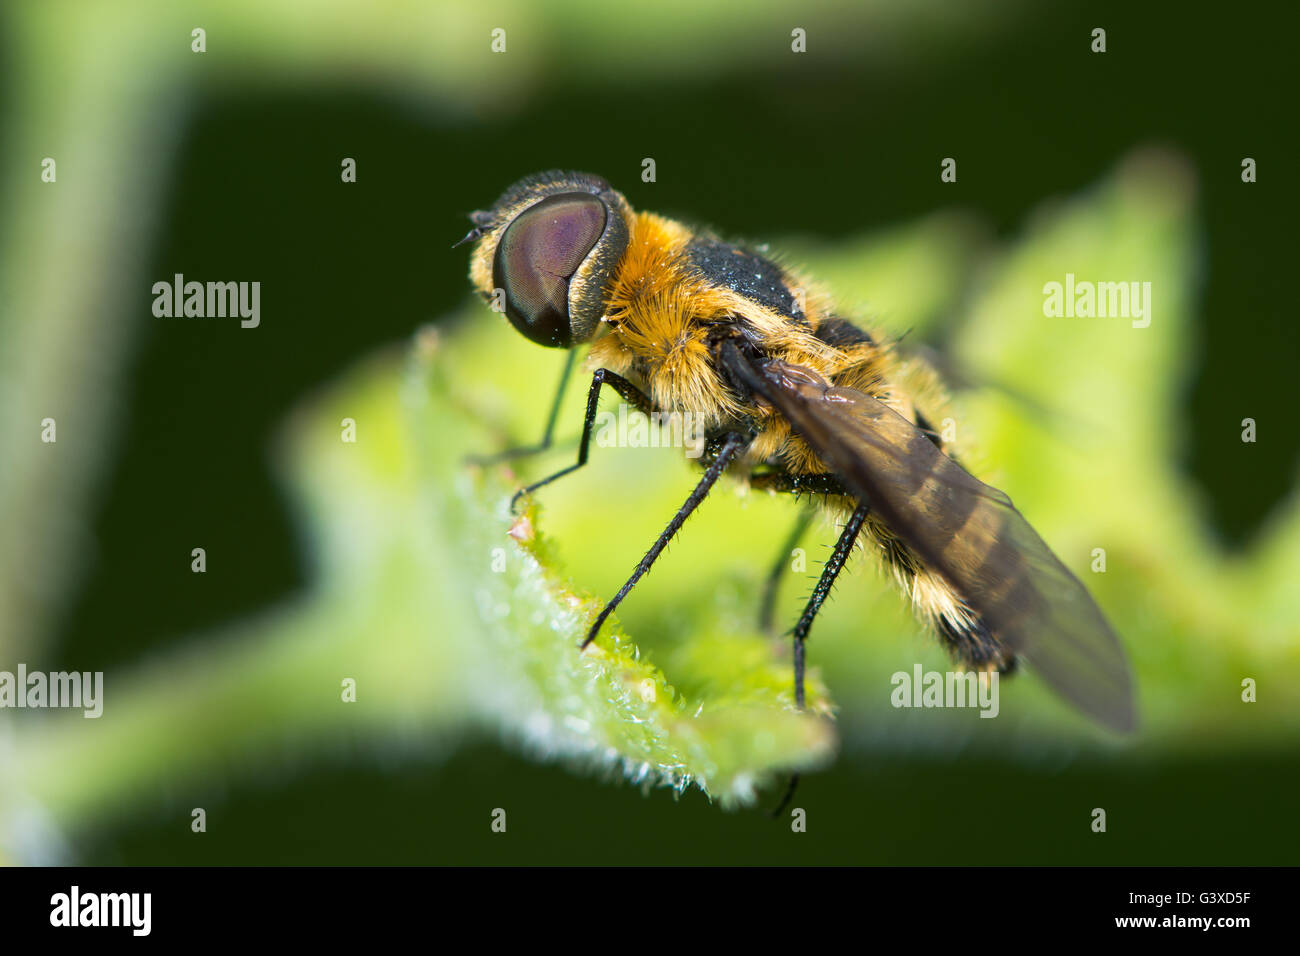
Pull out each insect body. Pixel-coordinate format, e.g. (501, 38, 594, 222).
(465, 170, 1136, 733)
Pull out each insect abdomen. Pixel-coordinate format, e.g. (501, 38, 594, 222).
(859, 512, 1014, 673)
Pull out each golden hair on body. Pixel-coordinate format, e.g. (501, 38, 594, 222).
(466, 170, 1135, 733)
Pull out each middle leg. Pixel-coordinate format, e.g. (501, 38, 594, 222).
(790, 501, 870, 708)
(759, 506, 815, 637)
(583, 431, 749, 648)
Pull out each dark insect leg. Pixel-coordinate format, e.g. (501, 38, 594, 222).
(583, 432, 748, 648)
(767, 499, 870, 819)
(750, 472, 849, 637)
(759, 505, 815, 636)
(468, 350, 578, 466)
(767, 775, 802, 820)
(746, 470, 854, 635)
(791, 500, 869, 707)
(747, 472, 848, 496)
(508, 367, 654, 512)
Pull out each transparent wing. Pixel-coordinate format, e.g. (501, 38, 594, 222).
(721, 342, 1136, 732)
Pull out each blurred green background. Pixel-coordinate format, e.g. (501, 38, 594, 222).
(2, 0, 1297, 864)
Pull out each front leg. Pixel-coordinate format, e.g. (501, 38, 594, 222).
(510, 368, 654, 512)
(467, 350, 578, 466)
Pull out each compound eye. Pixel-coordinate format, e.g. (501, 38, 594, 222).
(492, 193, 607, 348)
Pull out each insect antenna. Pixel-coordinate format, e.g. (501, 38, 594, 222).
(451, 225, 484, 250)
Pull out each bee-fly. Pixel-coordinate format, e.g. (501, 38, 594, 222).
(464, 170, 1137, 741)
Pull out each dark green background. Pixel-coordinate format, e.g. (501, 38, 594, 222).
(32, 2, 1297, 862)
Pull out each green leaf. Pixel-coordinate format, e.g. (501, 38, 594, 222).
(281, 335, 838, 807)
